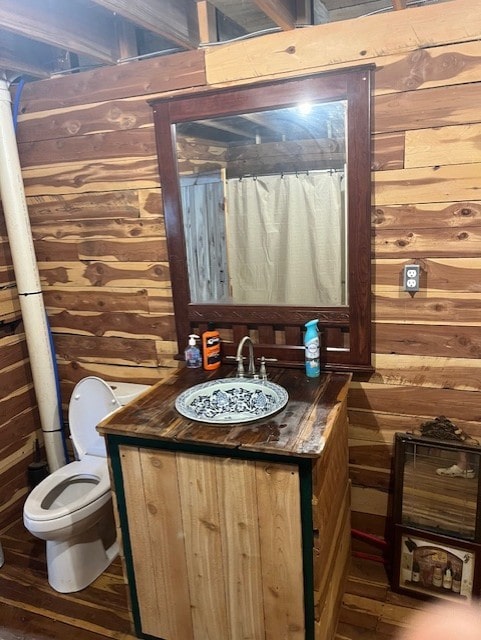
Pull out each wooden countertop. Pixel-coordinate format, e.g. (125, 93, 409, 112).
(98, 366, 351, 459)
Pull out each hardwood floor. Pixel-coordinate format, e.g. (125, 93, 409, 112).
(336, 555, 422, 640)
(0, 519, 136, 640)
(0, 519, 418, 639)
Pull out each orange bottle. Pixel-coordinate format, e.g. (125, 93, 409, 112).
(202, 323, 221, 370)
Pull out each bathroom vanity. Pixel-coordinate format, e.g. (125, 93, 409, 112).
(98, 366, 351, 640)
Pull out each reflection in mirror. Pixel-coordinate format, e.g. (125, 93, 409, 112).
(400, 439, 479, 540)
(177, 101, 348, 307)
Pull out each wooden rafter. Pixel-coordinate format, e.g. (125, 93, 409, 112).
(252, 0, 296, 30)
(0, 0, 430, 80)
(91, 0, 199, 50)
(0, 29, 53, 78)
(196, 1, 218, 45)
(0, 0, 119, 64)
(207, 0, 274, 33)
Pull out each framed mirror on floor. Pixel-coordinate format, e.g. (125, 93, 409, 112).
(392, 433, 481, 602)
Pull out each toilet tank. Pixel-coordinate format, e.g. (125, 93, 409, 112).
(106, 381, 151, 406)
(69, 378, 151, 461)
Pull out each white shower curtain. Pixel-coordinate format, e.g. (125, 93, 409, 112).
(225, 171, 345, 306)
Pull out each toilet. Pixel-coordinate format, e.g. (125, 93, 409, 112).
(23, 376, 150, 593)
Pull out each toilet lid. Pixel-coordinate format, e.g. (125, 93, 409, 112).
(68, 377, 122, 459)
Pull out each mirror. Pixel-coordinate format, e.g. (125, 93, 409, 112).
(177, 100, 347, 307)
(151, 68, 372, 371)
(392, 433, 481, 603)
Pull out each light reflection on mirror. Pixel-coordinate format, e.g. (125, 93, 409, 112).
(175, 99, 348, 308)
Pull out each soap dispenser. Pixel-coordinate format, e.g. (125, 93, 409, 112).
(184, 334, 202, 368)
(304, 319, 320, 378)
(201, 322, 221, 371)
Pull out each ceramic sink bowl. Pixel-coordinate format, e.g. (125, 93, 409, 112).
(175, 377, 288, 424)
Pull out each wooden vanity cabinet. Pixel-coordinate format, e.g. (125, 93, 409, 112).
(100, 369, 351, 640)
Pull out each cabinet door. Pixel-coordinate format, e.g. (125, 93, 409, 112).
(120, 445, 305, 640)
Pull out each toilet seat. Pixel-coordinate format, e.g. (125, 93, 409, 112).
(24, 377, 120, 526)
(24, 458, 110, 524)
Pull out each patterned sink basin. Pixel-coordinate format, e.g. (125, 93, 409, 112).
(175, 378, 288, 424)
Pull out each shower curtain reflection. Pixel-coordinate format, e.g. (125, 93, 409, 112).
(226, 171, 345, 306)
(180, 171, 229, 302)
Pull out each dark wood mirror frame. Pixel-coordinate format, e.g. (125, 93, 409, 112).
(151, 66, 373, 372)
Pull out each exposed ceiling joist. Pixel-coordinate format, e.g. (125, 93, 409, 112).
(0, 29, 52, 79)
(252, 0, 296, 30)
(196, 1, 218, 45)
(91, 0, 199, 50)
(0, 0, 448, 81)
(0, 55, 46, 80)
(0, 0, 119, 64)
(207, 0, 275, 33)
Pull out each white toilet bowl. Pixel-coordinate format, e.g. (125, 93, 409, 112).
(23, 376, 150, 593)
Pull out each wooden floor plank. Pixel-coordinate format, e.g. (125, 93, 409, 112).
(338, 556, 416, 638)
(0, 520, 416, 639)
(0, 520, 136, 640)
(336, 621, 394, 640)
(0, 602, 108, 640)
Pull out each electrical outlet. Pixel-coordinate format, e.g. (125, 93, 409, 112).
(403, 264, 420, 292)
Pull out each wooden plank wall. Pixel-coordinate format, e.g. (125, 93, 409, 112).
(0, 216, 40, 528)
(0, 51, 207, 526)
(1, 0, 479, 542)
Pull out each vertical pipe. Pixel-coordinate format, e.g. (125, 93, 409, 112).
(0, 78, 66, 471)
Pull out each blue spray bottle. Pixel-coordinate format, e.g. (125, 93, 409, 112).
(304, 319, 320, 378)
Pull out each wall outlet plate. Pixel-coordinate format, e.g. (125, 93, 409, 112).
(403, 264, 420, 292)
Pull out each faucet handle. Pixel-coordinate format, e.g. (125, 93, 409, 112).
(256, 356, 277, 379)
(259, 357, 267, 379)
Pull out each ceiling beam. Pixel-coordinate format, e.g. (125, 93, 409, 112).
(91, 0, 199, 50)
(115, 17, 138, 62)
(196, 1, 218, 45)
(0, 29, 61, 79)
(296, 0, 329, 26)
(252, 0, 296, 30)
(0, 57, 48, 80)
(207, 0, 274, 33)
(0, 0, 119, 64)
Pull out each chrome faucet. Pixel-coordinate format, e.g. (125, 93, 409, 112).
(235, 336, 256, 378)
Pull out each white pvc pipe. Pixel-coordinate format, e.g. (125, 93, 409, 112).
(0, 78, 66, 471)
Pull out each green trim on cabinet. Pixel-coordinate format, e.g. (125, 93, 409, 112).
(107, 438, 154, 639)
(299, 458, 315, 639)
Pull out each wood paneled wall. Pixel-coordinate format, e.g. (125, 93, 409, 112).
(1, 0, 480, 540)
(0, 208, 41, 528)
